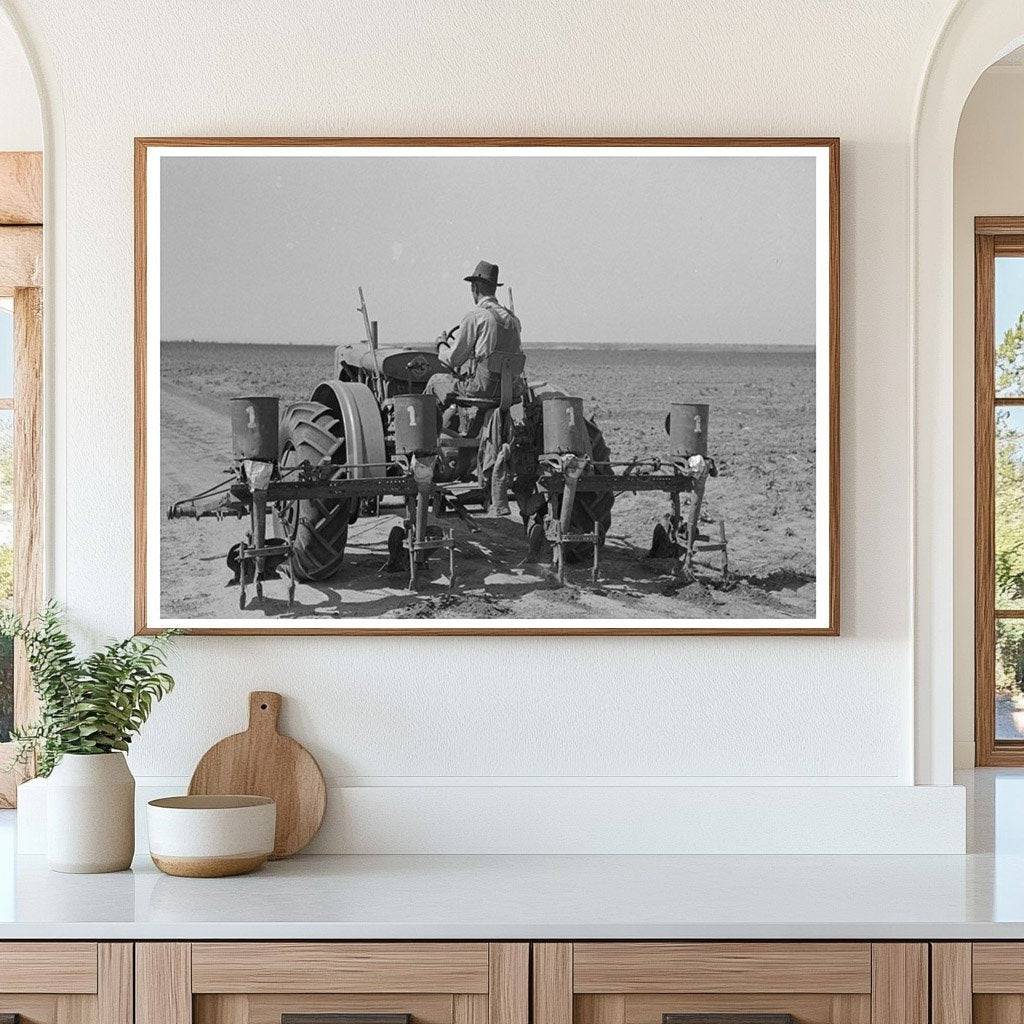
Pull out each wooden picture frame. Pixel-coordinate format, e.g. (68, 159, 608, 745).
(135, 137, 840, 636)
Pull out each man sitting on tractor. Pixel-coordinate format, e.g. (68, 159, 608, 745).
(425, 259, 524, 428)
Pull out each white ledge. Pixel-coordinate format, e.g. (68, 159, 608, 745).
(1, 849, 1023, 940)
(15, 778, 968, 857)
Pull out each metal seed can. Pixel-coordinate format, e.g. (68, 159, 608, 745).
(667, 401, 708, 458)
(230, 396, 280, 461)
(393, 394, 439, 455)
(669, 402, 709, 458)
(542, 397, 587, 456)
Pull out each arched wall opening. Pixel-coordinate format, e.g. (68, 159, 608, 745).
(914, 0, 1024, 784)
(951, 49, 1024, 767)
(0, 6, 60, 662)
(0, 5, 43, 766)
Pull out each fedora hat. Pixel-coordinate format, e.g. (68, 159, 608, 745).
(463, 260, 503, 287)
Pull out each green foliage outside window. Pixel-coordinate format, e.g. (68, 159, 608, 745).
(998, 621, 1024, 699)
(996, 407, 1024, 609)
(0, 634, 11, 743)
(998, 311, 1024, 396)
(0, 410, 12, 739)
(995, 314, 1024, 694)
(0, 547, 13, 606)
(0, 421, 12, 498)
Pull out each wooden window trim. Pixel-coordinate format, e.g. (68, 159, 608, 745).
(975, 218, 1024, 765)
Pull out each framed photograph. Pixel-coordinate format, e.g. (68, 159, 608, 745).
(135, 137, 839, 636)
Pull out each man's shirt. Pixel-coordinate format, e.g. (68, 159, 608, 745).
(444, 295, 522, 376)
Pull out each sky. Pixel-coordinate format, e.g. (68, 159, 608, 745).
(0, 306, 12, 395)
(997, 257, 1024, 339)
(159, 151, 818, 347)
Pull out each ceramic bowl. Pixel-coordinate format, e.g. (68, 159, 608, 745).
(147, 795, 276, 877)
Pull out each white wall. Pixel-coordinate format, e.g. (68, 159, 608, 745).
(952, 66, 1024, 768)
(0, 0, 972, 851)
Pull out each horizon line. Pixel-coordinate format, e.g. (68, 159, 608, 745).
(161, 338, 816, 351)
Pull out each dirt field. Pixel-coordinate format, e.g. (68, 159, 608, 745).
(158, 341, 817, 622)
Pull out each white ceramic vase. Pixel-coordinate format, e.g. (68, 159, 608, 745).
(46, 752, 135, 873)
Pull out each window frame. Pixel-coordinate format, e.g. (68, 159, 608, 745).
(0, 288, 42, 805)
(0, 150, 43, 806)
(975, 218, 1024, 765)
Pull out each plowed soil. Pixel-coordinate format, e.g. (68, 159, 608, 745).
(157, 342, 817, 623)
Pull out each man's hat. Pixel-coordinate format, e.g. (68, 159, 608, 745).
(464, 261, 503, 287)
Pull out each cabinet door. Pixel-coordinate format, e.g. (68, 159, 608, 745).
(534, 944, 927, 1024)
(137, 943, 528, 1024)
(0, 942, 132, 1024)
(935, 943, 1024, 1024)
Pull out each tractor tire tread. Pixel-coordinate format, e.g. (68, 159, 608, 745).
(278, 401, 352, 582)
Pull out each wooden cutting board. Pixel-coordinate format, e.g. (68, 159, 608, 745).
(188, 691, 326, 859)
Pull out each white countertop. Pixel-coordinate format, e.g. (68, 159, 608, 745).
(1, 769, 1022, 941)
(0, 849, 1022, 940)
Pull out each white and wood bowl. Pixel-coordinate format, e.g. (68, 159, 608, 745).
(147, 795, 276, 877)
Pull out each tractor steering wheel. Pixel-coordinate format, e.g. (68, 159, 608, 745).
(435, 325, 460, 366)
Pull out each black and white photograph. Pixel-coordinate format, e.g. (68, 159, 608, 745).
(137, 139, 838, 634)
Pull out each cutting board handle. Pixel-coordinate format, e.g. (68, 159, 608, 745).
(248, 691, 282, 734)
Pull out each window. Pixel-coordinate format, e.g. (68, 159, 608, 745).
(0, 149, 42, 806)
(0, 300, 11, 744)
(975, 220, 1024, 764)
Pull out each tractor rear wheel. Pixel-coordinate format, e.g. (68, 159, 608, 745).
(276, 401, 351, 582)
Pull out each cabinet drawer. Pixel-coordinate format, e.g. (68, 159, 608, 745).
(139, 942, 528, 1024)
(572, 943, 872, 994)
(535, 944, 925, 1024)
(191, 943, 490, 993)
(197, 993, 457, 1024)
(0, 942, 98, 993)
(0, 943, 130, 1024)
(973, 943, 1024, 992)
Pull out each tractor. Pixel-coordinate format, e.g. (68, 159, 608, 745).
(168, 290, 727, 609)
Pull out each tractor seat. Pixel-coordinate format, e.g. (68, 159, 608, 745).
(453, 395, 500, 410)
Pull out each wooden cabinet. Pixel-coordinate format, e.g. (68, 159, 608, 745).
(136, 943, 528, 1024)
(931, 943, 1024, 1024)
(0, 938, 944, 1024)
(0, 942, 132, 1024)
(533, 943, 928, 1024)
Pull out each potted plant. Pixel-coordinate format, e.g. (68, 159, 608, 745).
(2, 604, 177, 873)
